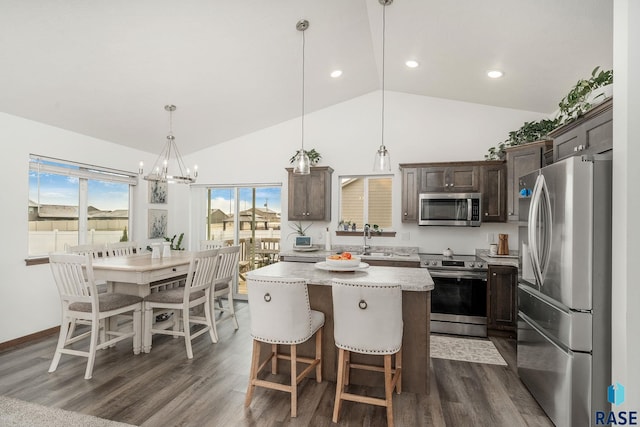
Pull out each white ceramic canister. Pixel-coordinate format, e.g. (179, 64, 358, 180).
(162, 242, 172, 258)
(151, 242, 161, 259)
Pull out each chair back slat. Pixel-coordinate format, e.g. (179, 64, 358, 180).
(65, 243, 106, 259)
(105, 242, 143, 257)
(200, 240, 224, 250)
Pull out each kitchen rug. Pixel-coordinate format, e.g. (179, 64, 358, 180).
(430, 335, 508, 366)
(0, 395, 134, 427)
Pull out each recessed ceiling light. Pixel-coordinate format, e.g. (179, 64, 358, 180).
(405, 60, 419, 68)
(330, 70, 343, 78)
(487, 70, 504, 79)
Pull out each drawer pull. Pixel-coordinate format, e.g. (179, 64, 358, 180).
(172, 268, 177, 272)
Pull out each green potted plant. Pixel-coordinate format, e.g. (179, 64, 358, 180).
(288, 221, 312, 238)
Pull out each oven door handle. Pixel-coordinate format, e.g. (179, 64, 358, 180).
(427, 270, 488, 280)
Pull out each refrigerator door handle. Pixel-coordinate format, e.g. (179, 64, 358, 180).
(528, 174, 552, 287)
(538, 176, 553, 281)
(528, 175, 544, 287)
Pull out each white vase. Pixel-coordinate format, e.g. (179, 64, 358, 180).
(162, 242, 171, 258)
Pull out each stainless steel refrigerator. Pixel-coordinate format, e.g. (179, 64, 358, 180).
(517, 155, 612, 427)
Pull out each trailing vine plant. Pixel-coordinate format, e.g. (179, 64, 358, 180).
(485, 66, 613, 160)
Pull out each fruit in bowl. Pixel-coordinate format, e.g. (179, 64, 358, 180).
(326, 252, 361, 267)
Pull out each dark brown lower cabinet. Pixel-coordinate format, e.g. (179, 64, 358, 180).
(487, 265, 517, 337)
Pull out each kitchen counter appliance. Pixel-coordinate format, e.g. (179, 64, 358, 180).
(418, 192, 481, 226)
(420, 253, 488, 337)
(517, 155, 612, 426)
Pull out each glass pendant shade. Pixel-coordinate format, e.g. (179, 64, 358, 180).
(373, 144, 391, 172)
(293, 149, 311, 175)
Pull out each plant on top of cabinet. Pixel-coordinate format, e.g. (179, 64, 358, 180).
(485, 66, 613, 160)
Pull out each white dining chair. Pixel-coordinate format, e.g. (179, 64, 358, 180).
(142, 249, 219, 358)
(105, 241, 144, 257)
(245, 276, 324, 418)
(48, 253, 143, 380)
(331, 279, 403, 427)
(210, 245, 241, 342)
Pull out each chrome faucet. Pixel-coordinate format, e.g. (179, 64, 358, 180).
(363, 224, 371, 255)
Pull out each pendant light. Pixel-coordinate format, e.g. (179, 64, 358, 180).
(141, 105, 197, 184)
(292, 19, 311, 175)
(373, 0, 392, 172)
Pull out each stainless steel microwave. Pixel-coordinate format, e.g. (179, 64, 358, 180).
(418, 192, 482, 226)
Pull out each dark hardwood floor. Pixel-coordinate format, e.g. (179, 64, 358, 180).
(0, 303, 553, 426)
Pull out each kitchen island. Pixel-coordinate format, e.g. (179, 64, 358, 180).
(247, 261, 434, 394)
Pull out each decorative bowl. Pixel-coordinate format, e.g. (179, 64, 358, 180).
(325, 255, 361, 268)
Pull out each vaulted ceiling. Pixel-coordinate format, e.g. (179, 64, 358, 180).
(0, 0, 612, 155)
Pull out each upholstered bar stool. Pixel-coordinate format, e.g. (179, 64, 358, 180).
(245, 276, 324, 418)
(331, 279, 403, 427)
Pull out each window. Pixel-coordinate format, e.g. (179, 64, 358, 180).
(339, 175, 393, 230)
(28, 155, 137, 257)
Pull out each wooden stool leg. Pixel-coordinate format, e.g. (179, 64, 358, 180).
(315, 327, 322, 382)
(332, 348, 346, 423)
(396, 347, 402, 394)
(344, 350, 351, 386)
(290, 344, 297, 418)
(245, 339, 261, 408)
(384, 354, 394, 427)
(271, 344, 278, 374)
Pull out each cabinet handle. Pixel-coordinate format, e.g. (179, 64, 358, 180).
(404, 212, 407, 216)
(485, 212, 488, 216)
(492, 272, 497, 276)
(508, 212, 513, 216)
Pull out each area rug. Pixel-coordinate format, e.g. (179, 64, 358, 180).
(0, 396, 134, 427)
(430, 335, 508, 366)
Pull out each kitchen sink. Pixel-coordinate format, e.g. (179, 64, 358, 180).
(358, 252, 392, 258)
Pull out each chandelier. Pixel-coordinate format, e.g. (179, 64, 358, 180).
(141, 105, 197, 184)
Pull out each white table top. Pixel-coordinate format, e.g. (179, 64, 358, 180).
(248, 261, 433, 292)
(91, 252, 192, 272)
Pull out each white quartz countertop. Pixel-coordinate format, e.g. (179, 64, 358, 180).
(279, 249, 421, 263)
(476, 249, 519, 267)
(248, 261, 433, 292)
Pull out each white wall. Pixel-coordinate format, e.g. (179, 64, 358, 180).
(0, 112, 190, 343)
(612, 0, 640, 411)
(185, 91, 543, 255)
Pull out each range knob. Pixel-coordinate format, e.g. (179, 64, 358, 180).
(431, 260, 438, 266)
(468, 262, 475, 268)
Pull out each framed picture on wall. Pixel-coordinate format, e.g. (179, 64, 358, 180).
(148, 209, 167, 239)
(149, 180, 168, 204)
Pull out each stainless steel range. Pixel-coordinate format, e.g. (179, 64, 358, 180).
(420, 253, 488, 337)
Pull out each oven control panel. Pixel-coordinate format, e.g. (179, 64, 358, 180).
(419, 254, 486, 270)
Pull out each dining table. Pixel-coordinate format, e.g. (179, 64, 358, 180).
(92, 251, 192, 352)
(247, 261, 434, 394)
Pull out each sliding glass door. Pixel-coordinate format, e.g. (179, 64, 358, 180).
(206, 185, 281, 297)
